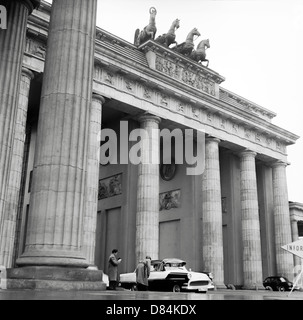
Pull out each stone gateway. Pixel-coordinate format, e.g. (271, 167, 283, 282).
(0, 1, 301, 291)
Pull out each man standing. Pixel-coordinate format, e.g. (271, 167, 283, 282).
(136, 256, 151, 291)
(108, 249, 122, 290)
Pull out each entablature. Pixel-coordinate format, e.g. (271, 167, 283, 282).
(26, 3, 300, 161)
(93, 29, 299, 151)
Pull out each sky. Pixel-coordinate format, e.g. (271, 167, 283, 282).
(47, 0, 303, 203)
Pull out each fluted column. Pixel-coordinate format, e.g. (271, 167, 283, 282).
(202, 137, 225, 288)
(136, 114, 161, 263)
(17, 0, 98, 267)
(239, 150, 263, 289)
(83, 94, 105, 265)
(0, 68, 34, 267)
(272, 161, 293, 279)
(0, 0, 40, 245)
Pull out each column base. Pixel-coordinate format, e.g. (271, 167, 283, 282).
(6, 267, 107, 291)
(214, 283, 228, 290)
(242, 283, 265, 290)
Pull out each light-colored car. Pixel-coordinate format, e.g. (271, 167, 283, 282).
(119, 258, 211, 293)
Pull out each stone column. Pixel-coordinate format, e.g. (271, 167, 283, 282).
(83, 94, 105, 266)
(239, 150, 263, 289)
(136, 114, 161, 262)
(0, 68, 34, 267)
(202, 137, 225, 288)
(17, 0, 98, 268)
(0, 0, 40, 245)
(272, 161, 293, 279)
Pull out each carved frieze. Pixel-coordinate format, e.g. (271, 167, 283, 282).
(25, 37, 46, 59)
(192, 107, 200, 119)
(155, 56, 216, 97)
(98, 174, 122, 200)
(159, 189, 181, 211)
(160, 94, 168, 106)
(177, 103, 185, 114)
(143, 87, 152, 99)
(105, 72, 114, 85)
(125, 79, 135, 92)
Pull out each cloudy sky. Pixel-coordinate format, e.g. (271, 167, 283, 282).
(46, 0, 303, 202)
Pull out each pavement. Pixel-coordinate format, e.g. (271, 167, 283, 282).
(1, 287, 303, 300)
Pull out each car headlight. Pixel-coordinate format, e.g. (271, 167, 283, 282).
(187, 273, 192, 280)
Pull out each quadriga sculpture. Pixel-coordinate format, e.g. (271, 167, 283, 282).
(172, 28, 201, 56)
(134, 7, 157, 46)
(190, 39, 210, 67)
(155, 18, 180, 48)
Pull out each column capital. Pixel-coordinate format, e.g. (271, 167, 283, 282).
(271, 160, 289, 168)
(21, 67, 34, 80)
(205, 136, 221, 144)
(138, 113, 161, 125)
(19, 0, 41, 14)
(238, 149, 257, 158)
(92, 93, 106, 104)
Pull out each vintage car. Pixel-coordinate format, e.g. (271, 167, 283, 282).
(119, 258, 211, 293)
(263, 276, 295, 292)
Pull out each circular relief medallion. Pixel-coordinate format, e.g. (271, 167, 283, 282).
(160, 162, 177, 181)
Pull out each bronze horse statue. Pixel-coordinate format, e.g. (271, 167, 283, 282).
(172, 28, 201, 56)
(190, 39, 210, 67)
(134, 7, 157, 46)
(155, 18, 180, 47)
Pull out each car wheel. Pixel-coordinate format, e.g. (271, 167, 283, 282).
(172, 284, 181, 292)
(265, 286, 273, 291)
(278, 286, 285, 292)
(131, 284, 137, 291)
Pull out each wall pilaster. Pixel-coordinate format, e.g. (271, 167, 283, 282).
(0, 68, 34, 267)
(83, 94, 105, 265)
(0, 0, 40, 251)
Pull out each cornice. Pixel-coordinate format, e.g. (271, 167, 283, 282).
(220, 87, 276, 121)
(289, 202, 303, 211)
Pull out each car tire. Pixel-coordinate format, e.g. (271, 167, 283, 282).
(278, 286, 285, 292)
(172, 284, 181, 292)
(131, 284, 137, 291)
(265, 286, 273, 291)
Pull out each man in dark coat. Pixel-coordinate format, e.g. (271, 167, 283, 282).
(108, 249, 122, 290)
(136, 256, 151, 291)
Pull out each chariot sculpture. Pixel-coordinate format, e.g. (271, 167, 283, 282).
(134, 7, 157, 46)
(190, 39, 210, 67)
(155, 18, 180, 47)
(134, 8, 210, 67)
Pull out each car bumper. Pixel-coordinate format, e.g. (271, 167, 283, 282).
(182, 282, 208, 293)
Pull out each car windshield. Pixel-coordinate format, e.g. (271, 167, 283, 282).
(152, 261, 188, 272)
(280, 277, 289, 283)
(165, 265, 187, 271)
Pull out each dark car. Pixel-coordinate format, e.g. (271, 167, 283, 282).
(263, 276, 294, 292)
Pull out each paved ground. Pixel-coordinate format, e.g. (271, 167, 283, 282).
(0, 287, 302, 300)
